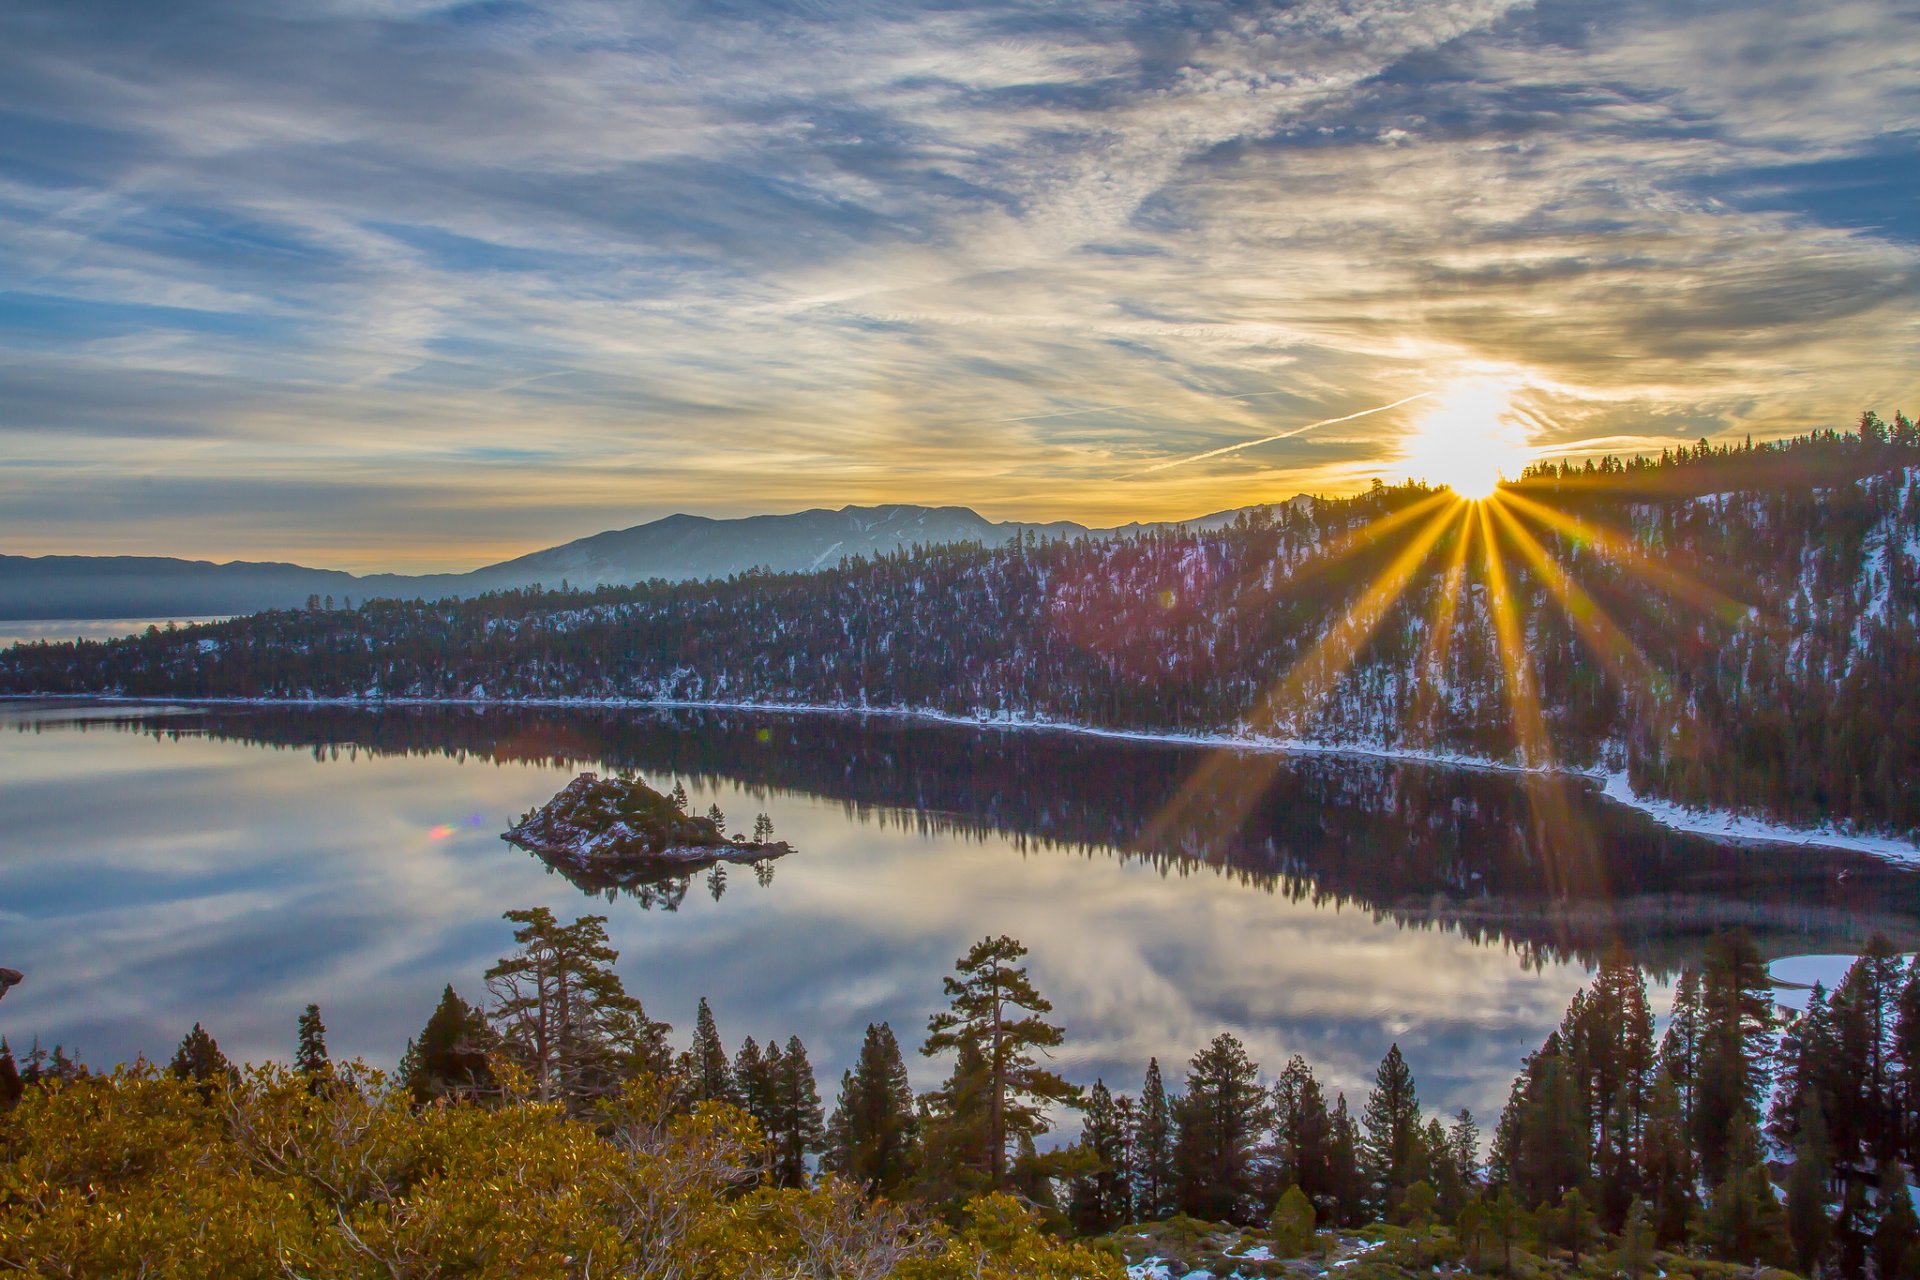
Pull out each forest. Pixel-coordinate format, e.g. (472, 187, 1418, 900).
(3, 417, 1917, 838)
(6, 898, 1920, 1280)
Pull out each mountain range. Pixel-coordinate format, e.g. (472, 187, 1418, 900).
(0, 501, 1268, 620)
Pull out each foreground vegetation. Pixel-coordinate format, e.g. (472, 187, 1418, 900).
(6, 909, 1920, 1277)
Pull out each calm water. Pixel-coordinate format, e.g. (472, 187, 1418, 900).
(4, 700, 1916, 1133)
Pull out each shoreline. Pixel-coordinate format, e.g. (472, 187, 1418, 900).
(9, 690, 1918, 862)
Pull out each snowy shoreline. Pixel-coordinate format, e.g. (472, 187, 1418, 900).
(11, 691, 1919, 862)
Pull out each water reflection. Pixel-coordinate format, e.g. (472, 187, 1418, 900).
(3, 701, 1915, 1137)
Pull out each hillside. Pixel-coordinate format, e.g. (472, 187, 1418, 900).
(0, 502, 1263, 620)
(5, 419, 1916, 836)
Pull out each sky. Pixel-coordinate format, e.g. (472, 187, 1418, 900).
(2, 0, 1916, 573)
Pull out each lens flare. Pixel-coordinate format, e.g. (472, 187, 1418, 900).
(1399, 384, 1534, 499)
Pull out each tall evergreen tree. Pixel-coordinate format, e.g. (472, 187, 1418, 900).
(732, 1035, 777, 1131)
(1693, 931, 1775, 1185)
(1069, 1080, 1132, 1234)
(1785, 1095, 1834, 1277)
(484, 907, 671, 1106)
(1361, 1043, 1424, 1213)
(679, 996, 734, 1104)
(1702, 1114, 1789, 1268)
(1272, 1054, 1333, 1218)
(767, 1035, 826, 1189)
(1876, 1163, 1920, 1280)
(921, 935, 1074, 1188)
(1173, 1032, 1273, 1223)
(1328, 1094, 1366, 1227)
(295, 1003, 329, 1079)
(1134, 1057, 1177, 1220)
(823, 1022, 918, 1196)
(0, 1040, 20, 1113)
(1640, 1069, 1695, 1247)
(398, 985, 495, 1103)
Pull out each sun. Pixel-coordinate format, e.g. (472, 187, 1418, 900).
(1399, 384, 1535, 499)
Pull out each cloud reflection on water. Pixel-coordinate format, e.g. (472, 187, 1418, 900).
(3, 702, 1602, 1131)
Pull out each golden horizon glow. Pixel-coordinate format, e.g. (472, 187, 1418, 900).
(1398, 384, 1537, 500)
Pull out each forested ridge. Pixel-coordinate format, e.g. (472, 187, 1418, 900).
(7, 416, 1917, 835)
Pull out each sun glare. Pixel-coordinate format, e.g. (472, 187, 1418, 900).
(1400, 384, 1535, 499)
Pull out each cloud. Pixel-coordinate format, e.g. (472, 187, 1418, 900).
(0, 0, 1914, 565)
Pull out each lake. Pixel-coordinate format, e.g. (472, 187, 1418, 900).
(3, 698, 1914, 1135)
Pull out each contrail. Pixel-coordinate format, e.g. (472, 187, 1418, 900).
(1125, 391, 1433, 477)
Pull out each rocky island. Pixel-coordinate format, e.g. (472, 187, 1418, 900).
(503, 772, 792, 879)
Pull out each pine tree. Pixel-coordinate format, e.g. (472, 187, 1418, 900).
(752, 813, 774, 844)
(1640, 1069, 1694, 1246)
(1877, 1163, 1920, 1280)
(1361, 1043, 1424, 1214)
(705, 803, 726, 834)
(0, 1040, 18, 1113)
(1694, 931, 1775, 1185)
(167, 1023, 233, 1093)
(1173, 1032, 1273, 1223)
(1328, 1092, 1366, 1227)
(484, 907, 671, 1106)
(1786, 1096, 1834, 1277)
(1272, 1054, 1333, 1218)
(1069, 1080, 1131, 1234)
(399, 985, 494, 1103)
(921, 935, 1074, 1188)
(732, 1036, 776, 1130)
(668, 781, 688, 811)
(680, 997, 734, 1104)
(823, 1022, 918, 1196)
(1770, 983, 1834, 1146)
(1702, 1114, 1789, 1267)
(295, 1003, 329, 1076)
(768, 1035, 826, 1189)
(1618, 1197, 1656, 1280)
(1134, 1057, 1177, 1220)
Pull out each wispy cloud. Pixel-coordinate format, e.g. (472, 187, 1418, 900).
(1, 0, 1914, 568)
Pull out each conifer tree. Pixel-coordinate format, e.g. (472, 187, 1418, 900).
(768, 1035, 826, 1189)
(295, 1003, 329, 1076)
(0, 1040, 19, 1112)
(1702, 1114, 1789, 1267)
(1770, 983, 1833, 1145)
(1328, 1093, 1366, 1227)
(1069, 1080, 1131, 1234)
(1896, 961, 1920, 1164)
(399, 985, 494, 1103)
(1619, 1198, 1656, 1280)
(916, 1037, 995, 1199)
(921, 935, 1074, 1188)
(680, 996, 734, 1104)
(1134, 1057, 1177, 1220)
(668, 781, 687, 811)
(1360, 1043, 1424, 1213)
(824, 1022, 918, 1196)
(705, 803, 726, 833)
(1693, 931, 1775, 1184)
(168, 1023, 233, 1094)
(1640, 1069, 1695, 1246)
(1876, 1163, 1920, 1280)
(1272, 1054, 1333, 1217)
(1174, 1032, 1273, 1223)
(484, 907, 671, 1106)
(732, 1036, 776, 1130)
(1786, 1097, 1833, 1277)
